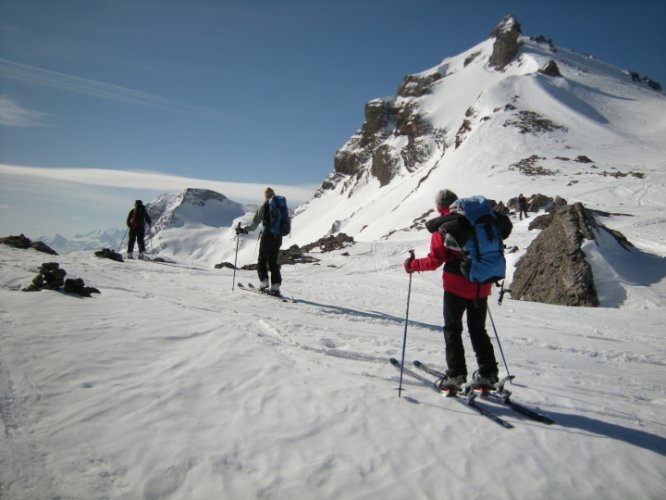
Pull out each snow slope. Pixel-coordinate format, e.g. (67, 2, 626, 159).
(1, 206, 665, 498)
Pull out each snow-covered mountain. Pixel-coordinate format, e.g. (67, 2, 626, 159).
(289, 15, 665, 249)
(39, 228, 127, 254)
(147, 188, 250, 232)
(41, 188, 259, 259)
(143, 188, 259, 264)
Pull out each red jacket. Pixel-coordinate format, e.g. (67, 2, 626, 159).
(410, 210, 492, 300)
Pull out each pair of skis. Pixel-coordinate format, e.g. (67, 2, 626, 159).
(390, 358, 554, 428)
(237, 282, 295, 303)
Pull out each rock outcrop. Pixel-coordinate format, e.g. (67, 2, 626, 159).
(488, 15, 522, 70)
(1, 234, 58, 255)
(511, 203, 608, 306)
(23, 262, 100, 297)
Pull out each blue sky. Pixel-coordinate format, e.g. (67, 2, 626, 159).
(1, 0, 665, 237)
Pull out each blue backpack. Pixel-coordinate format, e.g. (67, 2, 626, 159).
(449, 196, 510, 284)
(268, 195, 291, 236)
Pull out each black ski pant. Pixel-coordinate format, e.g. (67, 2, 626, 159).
(257, 233, 282, 285)
(442, 291, 498, 378)
(128, 229, 146, 253)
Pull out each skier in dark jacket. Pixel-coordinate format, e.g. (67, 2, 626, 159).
(518, 193, 529, 220)
(403, 189, 499, 389)
(126, 200, 152, 259)
(237, 187, 283, 295)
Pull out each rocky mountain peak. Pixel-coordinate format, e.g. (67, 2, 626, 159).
(323, 15, 529, 195)
(489, 14, 522, 70)
(490, 14, 522, 38)
(149, 188, 245, 233)
(179, 188, 231, 206)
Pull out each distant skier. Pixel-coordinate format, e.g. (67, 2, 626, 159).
(126, 200, 152, 259)
(518, 193, 529, 220)
(403, 189, 499, 389)
(236, 187, 284, 296)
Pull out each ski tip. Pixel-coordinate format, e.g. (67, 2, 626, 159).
(389, 358, 399, 366)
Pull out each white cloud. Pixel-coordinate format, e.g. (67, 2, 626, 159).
(0, 164, 317, 205)
(0, 94, 48, 127)
(0, 163, 319, 237)
(0, 58, 217, 116)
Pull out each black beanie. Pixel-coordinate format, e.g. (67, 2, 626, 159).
(435, 189, 458, 210)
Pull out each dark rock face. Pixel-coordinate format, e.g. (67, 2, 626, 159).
(489, 15, 522, 70)
(95, 248, 124, 262)
(506, 193, 566, 214)
(225, 233, 355, 271)
(63, 278, 100, 297)
(371, 145, 400, 187)
(331, 95, 437, 187)
(511, 203, 601, 306)
(24, 262, 66, 291)
(300, 233, 354, 253)
(0, 234, 58, 255)
(23, 262, 100, 297)
(539, 60, 562, 77)
(396, 72, 443, 98)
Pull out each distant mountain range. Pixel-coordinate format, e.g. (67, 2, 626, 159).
(41, 188, 257, 255)
(39, 228, 127, 255)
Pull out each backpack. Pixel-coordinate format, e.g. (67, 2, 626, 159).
(268, 195, 291, 236)
(427, 195, 512, 285)
(129, 205, 144, 230)
(452, 195, 512, 284)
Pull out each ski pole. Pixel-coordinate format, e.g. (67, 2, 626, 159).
(118, 229, 127, 253)
(397, 250, 415, 397)
(487, 305, 512, 383)
(232, 222, 242, 292)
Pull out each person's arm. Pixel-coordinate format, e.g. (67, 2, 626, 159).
(410, 232, 448, 272)
(244, 204, 265, 232)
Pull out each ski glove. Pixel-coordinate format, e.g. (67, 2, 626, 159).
(404, 251, 415, 274)
(235, 226, 249, 235)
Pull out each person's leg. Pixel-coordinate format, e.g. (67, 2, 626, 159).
(127, 231, 137, 255)
(267, 236, 282, 286)
(443, 291, 468, 377)
(257, 237, 269, 286)
(466, 297, 498, 377)
(137, 230, 146, 253)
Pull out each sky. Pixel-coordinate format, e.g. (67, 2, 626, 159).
(0, 0, 665, 237)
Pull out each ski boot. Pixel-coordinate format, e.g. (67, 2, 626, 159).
(435, 372, 466, 396)
(467, 370, 499, 394)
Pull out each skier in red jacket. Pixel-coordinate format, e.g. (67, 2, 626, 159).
(404, 189, 499, 389)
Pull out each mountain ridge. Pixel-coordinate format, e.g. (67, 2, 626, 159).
(289, 15, 664, 248)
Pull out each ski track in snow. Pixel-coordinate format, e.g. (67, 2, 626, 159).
(2, 238, 666, 499)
